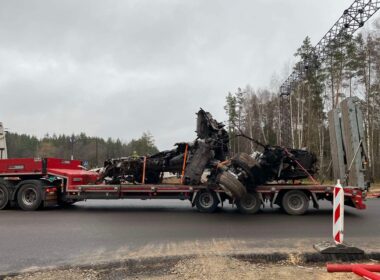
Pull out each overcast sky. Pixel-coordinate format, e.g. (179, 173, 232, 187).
(1, 0, 378, 150)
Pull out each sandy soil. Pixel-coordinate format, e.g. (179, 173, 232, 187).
(370, 184, 380, 193)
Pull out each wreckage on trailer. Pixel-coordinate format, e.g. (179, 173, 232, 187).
(98, 108, 247, 203)
(0, 102, 369, 214)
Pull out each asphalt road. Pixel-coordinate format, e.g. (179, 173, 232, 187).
(0, 199, 379, 275)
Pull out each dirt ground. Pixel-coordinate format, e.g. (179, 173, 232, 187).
(370, 183, 380, 191)
(5, 255, 362, 280)
(368, 184, 380, 198)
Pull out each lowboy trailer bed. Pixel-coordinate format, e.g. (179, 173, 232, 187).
(0, 158, 367, 214)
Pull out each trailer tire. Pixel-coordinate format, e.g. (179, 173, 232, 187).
(17, 180, 43, 211)
(195, 191, 219, 213)
(231, 153, 259, 188)
(237, 192, 261, 214)
(0, 179, 10, 210)
(217, 171, 246, 199)
(232, 153, 257, 169)
(231, 153, 255, 176)
(282, 190, 309, 215)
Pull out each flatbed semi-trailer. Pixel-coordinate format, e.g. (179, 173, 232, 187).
(0, 157, 367, 215)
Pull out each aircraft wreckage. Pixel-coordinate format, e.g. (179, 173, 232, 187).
(99, 109, 318, 199)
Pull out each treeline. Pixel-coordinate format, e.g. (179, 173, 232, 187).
(6, 132, 159, 168)
(225, 20, 380, 181)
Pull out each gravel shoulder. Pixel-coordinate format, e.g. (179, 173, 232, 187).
(2, 238, 380, 279)
(5, 255, 364, 280)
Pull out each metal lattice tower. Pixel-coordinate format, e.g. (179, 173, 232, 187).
(279, 0, 380, 147)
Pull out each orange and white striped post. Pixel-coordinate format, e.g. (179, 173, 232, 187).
(333, 179, 344, 244)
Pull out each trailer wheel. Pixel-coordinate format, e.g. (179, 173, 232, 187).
(237, 192, 261, 214)
(195, 191, 219, 213)
(217, 171, 246, 199)
(282, 190, 309, 215)
(0, 179, 10, 210)
(17, 181, 43, 211)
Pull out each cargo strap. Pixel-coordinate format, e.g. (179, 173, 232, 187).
(181, 144, 189, 184)
(284, 148, 319, 184)
(141, 156, 147, 184)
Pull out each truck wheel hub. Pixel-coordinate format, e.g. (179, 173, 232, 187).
(22, 188, 37, 205)
(289, 195, 303, 210)
(199, 193, 213, 207)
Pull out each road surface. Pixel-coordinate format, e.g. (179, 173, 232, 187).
(0, 199, 379, 275)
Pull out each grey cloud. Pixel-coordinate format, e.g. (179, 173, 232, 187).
(0, 0, 364, 149)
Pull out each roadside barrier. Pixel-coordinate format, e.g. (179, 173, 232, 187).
(326, 181, 379, 279)
(314, 179, 363, 254)
(333, 179, 344, 244)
